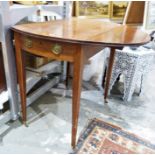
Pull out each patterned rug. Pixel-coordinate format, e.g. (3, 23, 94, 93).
(74, 118, 155, 154)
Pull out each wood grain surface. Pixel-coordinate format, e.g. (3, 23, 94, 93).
(12, 18, 150, 46)
(12, 18, 150, 149)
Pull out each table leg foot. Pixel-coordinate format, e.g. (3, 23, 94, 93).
(23, 121, 29, 127)
(104, 99, 108, 103)
(71, 135, 76, 149)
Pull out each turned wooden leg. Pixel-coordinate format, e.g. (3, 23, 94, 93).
(14, 33, 27, 124)
(72, 46, 84, 148)
(104, 48, 116, 103)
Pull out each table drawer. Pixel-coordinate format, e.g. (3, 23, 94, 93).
(21, 36, 77, 62)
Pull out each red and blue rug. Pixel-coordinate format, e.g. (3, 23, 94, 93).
(74, 118, 155, 154)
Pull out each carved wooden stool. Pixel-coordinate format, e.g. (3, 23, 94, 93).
(105, 46, 155, 102)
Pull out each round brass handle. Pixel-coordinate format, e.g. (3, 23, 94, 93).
(24, 38, 33, 48)
(51, 44, 62, 55)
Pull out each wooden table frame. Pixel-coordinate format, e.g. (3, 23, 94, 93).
(14, 32, 113, 148)
(12, 18, 150, 149)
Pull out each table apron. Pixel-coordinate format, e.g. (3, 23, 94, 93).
(20, 35, 79, 62)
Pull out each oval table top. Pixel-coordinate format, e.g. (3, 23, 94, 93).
(12, 18, 150, 47)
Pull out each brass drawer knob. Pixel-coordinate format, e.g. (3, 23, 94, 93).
(24, 38, 33, 48)
(51, 44, 62, 55)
